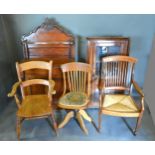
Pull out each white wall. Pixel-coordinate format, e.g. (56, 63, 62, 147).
(144, 35, 155, 125)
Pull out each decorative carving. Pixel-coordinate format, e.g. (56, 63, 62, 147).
(21, 18, 73, 42)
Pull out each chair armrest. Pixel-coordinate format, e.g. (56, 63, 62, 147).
(8, 81, 21, 109)
(132, 80, 144, 111)
(8, 81, 21, 97)
(49, 80, 56, 95)
(132, 80, 144, 97)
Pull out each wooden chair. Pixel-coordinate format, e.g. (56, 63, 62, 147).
(58, 62, 96, 134)
(98, 56, 144, 135)
(8, 61, 58, 140)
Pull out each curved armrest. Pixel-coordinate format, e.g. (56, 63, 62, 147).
(8, 81, 21, 109)
(49, 80, 56, 95)
(132, 80, 144, 97)
(132, 80, 144, 111)
(8, 81, 21, 97)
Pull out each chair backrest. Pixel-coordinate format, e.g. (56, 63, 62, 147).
(16, 61, 52, 98)
(100, 56, 137, 94)
(61, 62, 92, 96)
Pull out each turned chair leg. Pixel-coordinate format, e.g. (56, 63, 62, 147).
(51, 112, 58, 136)
(79, 110, 99, 133)
(16, 116, 21, 140)
(98, 109, 102, 132)
(133, 112, 143, 135)
(58, 111, 74, 129)
(76, 111, 88, 135)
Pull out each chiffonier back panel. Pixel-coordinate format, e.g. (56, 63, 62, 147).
(21, 19, 75, 103)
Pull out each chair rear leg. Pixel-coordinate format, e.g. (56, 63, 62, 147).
(16, 116, 21, 140)
(51, 112, 58, 136)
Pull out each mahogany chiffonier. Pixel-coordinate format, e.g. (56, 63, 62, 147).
(21, 18, 76, 105)
(87, 37, 130, 107)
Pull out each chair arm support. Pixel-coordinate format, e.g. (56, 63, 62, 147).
(132, 80, 144, 111)
(49, 80, 56, 95)
(8, 81, 21, 97)
(132, 80, 144, 97)
(98, 78, 104, 92)
(8, 81, 21, 109)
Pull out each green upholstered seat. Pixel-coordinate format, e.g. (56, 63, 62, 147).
(59, 92, 88, 109)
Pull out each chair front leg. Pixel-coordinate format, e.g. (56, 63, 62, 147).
(58, 111, 74, 129)
(51, 112, 58, 136)
(98, 92, 104, 132)
(133, 111, 144, 135)
(16, 116, 21, 140)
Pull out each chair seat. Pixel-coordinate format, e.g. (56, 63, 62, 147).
(102, 94, 140, 117)
(58, 92, 88, 109)
(17, 95, 52, 117)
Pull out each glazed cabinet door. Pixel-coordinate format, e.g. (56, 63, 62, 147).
(87, 37, 129, 108)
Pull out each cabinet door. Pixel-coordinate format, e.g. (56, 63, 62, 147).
(87, 37, 129, 108)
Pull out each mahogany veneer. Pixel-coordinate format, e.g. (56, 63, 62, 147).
(21, 18, 76, 104)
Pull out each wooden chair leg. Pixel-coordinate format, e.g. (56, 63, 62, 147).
(51, 112, 58, 136)
(79, 110, 99, 132)
(16, 116, 21, 140)
(76, 111, 88, 135)
(58, 111, 74, 129)
(98, 109, 102, 132)
(79, 110, 92, 122)
(133, 112, 143, 135)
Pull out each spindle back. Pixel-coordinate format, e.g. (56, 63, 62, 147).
(101, 56, 137, 93)
(61, 62, 92, 96)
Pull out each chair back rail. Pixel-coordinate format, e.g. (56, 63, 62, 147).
(16, 61, 52, 80)
(22, 79, 50, 87)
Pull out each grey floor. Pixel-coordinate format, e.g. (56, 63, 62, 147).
(0, 101, 155, 141)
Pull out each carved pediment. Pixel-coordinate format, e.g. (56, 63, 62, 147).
(21, 18, 74, 43)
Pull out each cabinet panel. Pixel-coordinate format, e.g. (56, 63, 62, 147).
(87, 37, 129, 108)
(21, 18, 76, 105)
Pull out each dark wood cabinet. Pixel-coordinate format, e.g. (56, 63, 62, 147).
(87, 37, 129, 107)
(21, 18, 76, 104)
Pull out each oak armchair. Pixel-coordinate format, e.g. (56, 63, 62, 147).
(98, 56, 144, 135)
(8, 61, 58, 140)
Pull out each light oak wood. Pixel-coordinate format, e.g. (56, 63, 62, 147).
(58, 111, 74, 128)
(58, 62, 98, 134)
(61, 62, 92, 97)
(99, 56, 144, 135)
(8, 60, 58, 140)
(79, 110, 92, 122)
